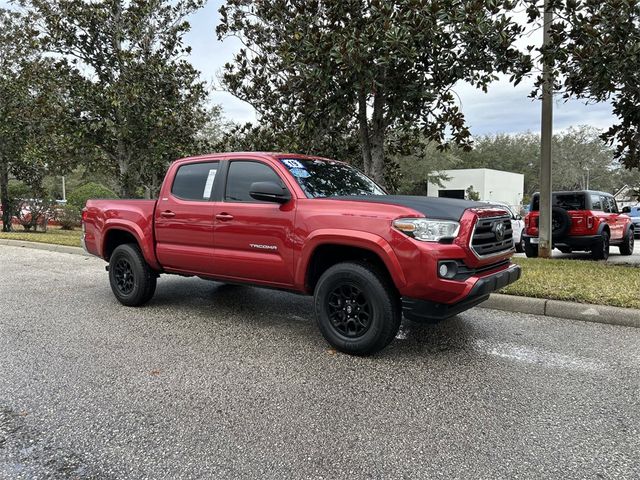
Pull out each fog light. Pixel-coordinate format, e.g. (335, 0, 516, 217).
(439, 264, 449, 277)
(438, 261, 459, 279)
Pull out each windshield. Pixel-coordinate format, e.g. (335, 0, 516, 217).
(279, 158, 386, 198)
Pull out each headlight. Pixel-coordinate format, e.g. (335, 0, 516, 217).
(393, 218, 460, 242)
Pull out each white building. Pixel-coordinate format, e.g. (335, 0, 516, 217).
(426, 168, 525, 209)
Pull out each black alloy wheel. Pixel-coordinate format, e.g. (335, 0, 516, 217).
(314, 261, 401, 355)
(114, 258, 135, 295)
(327, 283, 372, 338)
(108, 243, 157, 306)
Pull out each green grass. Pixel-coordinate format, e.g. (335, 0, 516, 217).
(504, 257, 640, 309)
(0, 227, 83, 247)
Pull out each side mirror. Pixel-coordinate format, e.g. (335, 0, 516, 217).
(249, 181, 291, 204)
(515, 215, 522, 220)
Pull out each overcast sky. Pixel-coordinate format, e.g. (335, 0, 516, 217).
(5, 0, 615, 136)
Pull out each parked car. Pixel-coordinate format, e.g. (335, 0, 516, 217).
(480, 201, 525, 253)
(523, 190, 634, 260)
(621, 205, 640, 239)
(82, 153, 521, 355)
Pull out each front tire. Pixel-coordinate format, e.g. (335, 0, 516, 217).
(314, 262, 401, 356)
(591, 231, 610, 261)
(109, 243, 157, 306)
(619, 229, 635, 256)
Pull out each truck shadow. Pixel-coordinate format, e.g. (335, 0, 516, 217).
(149, 277, 477, 356)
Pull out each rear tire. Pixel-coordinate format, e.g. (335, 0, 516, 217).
(314, 261, 401, 356)
(619, 229, 635, 256)
(109, 243, 157, 306)
(524, 240, 538, 258)
(591, 231, 610, 261)
(515, 230, 525, 253)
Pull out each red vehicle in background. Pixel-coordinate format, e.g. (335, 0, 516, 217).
(523, 190, 634, 260)
(82, 152, 521, 355)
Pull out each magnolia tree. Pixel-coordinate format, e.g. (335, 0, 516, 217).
(217, 0, 533, 186)
(525, 0, 640, 170)
(0, 8, 80, 231)
(22, 0, 210, 198)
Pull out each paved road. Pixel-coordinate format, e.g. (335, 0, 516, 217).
(514, 241, 640, 264)
(1, 246, 638, 479)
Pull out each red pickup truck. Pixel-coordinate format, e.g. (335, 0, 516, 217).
(83, 152, 521, 355)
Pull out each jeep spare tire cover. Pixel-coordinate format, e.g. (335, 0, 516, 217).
(551, 206, 572, 238)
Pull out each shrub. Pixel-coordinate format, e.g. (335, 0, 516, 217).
(57, 204, 82, 230)
(14, 198, 54, 232)
(67, 182, 117, 209)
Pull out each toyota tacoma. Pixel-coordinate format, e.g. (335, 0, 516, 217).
(82, 153, 521, 355)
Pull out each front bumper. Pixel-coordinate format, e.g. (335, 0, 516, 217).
(402, 264, 522, 322)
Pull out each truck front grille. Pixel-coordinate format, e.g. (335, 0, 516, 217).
(471, 215, 514, 257)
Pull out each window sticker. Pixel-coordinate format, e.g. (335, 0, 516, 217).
(282, 159, 304, 169)
(290, 167, 311, 178)
(202, 169, 217, 199)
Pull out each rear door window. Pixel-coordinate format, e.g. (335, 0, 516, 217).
(172, 162, 220, 201)
(590, 195, 603, 211)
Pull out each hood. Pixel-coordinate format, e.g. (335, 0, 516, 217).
(330, 195, 487, 222)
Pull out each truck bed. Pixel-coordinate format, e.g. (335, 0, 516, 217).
(83, 199, 158, 265)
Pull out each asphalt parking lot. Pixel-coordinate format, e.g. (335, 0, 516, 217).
(1, 246, 638, 479)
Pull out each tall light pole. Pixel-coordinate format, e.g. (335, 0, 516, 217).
(538, 0, 553, 258)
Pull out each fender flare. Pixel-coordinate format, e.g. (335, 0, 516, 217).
(597, 221, 611, 237)
(102, 220, 161, 270)
(295, 229, 407, 292)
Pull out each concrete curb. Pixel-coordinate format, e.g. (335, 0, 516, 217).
(1, 240, 638, 328)
(482, 293, 640, 329)
(0, 238, 88, 256)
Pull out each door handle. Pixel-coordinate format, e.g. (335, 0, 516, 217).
(160, 210, 175, 218)
(216, 213, 234, 221)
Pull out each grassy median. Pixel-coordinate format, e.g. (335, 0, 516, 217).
(504, 257, 640, 309)
(0, 227, 83, 247)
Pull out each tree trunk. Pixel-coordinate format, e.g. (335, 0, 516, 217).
(357, 86, 373, 175)
(0, 159, 12, 232)
(369, 90, 386, 188)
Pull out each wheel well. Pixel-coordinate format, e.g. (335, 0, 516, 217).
(103, 229, 139, 261)
(306, 244, 395, 293)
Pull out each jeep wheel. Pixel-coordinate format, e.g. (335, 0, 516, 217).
(515, 230, 525, 253)
(524, 240, 538, 258)
(619, 229, 635, 256)
(314, 262, 401, 356)
(591, 231, 610, 261)
(109, 243, 157, 306)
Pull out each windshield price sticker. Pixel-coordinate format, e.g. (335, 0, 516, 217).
(282, 159, 304, 169)
(202, 169, 217, 199)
